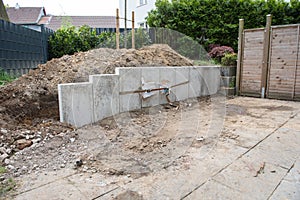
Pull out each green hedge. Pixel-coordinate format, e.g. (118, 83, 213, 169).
(48, 26, 152, 59)
(147, 0, 300, 51)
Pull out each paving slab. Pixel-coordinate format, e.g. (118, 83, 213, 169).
(15, 178, 86, 200)
(269, 157, 300, 200)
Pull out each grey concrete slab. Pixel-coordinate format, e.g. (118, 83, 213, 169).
(66, 173, 121, 199)
(15, 169, 75, 194)
(141, 67, 160, 107)
(189, 67, 203, 98)
(175, 66, 189, 101)
(58, 82, 94, 127)
(118, 68, 142, 112)
(201, 66, 221, 95)
(90, 74, 119, 122)
(269, 158, 300, 200)
(185, 179, 245, 200)
(243, 129, 300, 169)
(213, 158, 288, 199)
(15, 178, 86, 200)
(159, 67, 176, 104)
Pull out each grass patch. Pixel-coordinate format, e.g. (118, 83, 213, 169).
(0, 69, 16, 86)
(0, 167, 6, 174)
(0, 178, 16, 198)
(0, 165, 16, 199)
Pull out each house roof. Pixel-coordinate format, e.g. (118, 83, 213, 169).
(46, 16, 116, 31)
(6, 7, 46, 24)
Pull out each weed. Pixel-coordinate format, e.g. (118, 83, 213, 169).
(0, 167, 6, 174)
(0, 68, 15, 86)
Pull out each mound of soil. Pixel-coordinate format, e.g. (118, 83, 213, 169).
(0, 44, 192, 130)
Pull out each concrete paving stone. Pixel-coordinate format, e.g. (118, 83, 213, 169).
(184, 179, 246, 200)
(90, 74, 119, 122)
(269, 179, 300, 200)
(269, 157, 300, 200)
(242, 129, 300, 169)
(175, 67, 189, 101)
(66, 173, 121, 199)
(213, 158, 288, 199)
(58, 82, 94, 128)
(15, 169, 76, 194)
(159, 67, 176, 104)
(141, 67, 160, 108)
(15, 178, 86, 200)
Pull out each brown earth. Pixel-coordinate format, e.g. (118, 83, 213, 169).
(0, 44, 193, 176)
(0, 44, 192, 129)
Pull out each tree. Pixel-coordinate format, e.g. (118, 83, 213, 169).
(0, 0, 9, 21)
(147, 0, 300, 51)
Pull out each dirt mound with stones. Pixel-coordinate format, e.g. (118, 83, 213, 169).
(0, 44, 192, 130)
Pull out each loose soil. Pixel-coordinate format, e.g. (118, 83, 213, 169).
(0, 44, 195, 198)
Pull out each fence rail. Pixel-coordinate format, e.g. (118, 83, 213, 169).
(0, 19, 54, 76)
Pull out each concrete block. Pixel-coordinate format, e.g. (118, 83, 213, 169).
(189, 66, 220, 98)
(175, 67, 189, 101)
(159, 67, 176, 104)
(58, 82, 94, 127)
(118, 68, 142, 112)
(189, 67, 203, 98)
(202, 66, 221, 95)
(90, 74, 119, 122)
(141, 67, 160, 107)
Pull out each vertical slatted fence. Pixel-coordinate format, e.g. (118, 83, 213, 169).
(0, 19, 53, 76)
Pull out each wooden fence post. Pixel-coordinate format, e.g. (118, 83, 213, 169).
(132, 11, 135, 49)
(260, 14, 272, 98)
(116, 9, 120, 50)
(236, 19, 244, 95)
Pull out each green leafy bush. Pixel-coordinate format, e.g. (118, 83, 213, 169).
(208, 46, 234, 62)
(221, 53, 237, 66)
(147, 0, 300, 51)
(97, 28, 152, 49)
(48, 25, 99, 59)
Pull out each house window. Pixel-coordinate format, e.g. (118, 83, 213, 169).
(139, 0, 147, 6)
(138, 22, 148, 28)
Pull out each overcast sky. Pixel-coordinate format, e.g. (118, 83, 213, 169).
(3, 0, 119, 16)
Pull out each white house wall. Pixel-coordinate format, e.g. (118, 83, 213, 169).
(119, 0, 157, 28)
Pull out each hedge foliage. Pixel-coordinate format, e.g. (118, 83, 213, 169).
(146, 0, 300, 51)
(48, 26, 152, 59)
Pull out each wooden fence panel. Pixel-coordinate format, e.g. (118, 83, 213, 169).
(240, 29, 264, 96)
(267, 25, 300, 100)
(0, 19, 53, 76)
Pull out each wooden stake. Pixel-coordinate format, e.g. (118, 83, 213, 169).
(116, 8, 120, 50)
(132, 11, 135, 49)
(260, 14, 272, 98)
(236, 19, 244, 95)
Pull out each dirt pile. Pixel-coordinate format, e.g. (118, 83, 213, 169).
(0, 44, 193, 182)
(0, 44, 192, 128)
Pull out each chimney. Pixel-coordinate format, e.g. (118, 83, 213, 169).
(15, 3, 20, 9)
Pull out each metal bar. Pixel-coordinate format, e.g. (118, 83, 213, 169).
(119, 81, 189, 95)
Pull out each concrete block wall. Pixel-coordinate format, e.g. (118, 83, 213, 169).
(58, 66, 221, 127)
